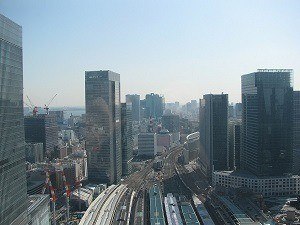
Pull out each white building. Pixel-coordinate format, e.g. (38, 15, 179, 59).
(213, 171, 300, 197)
(138, 133, 157, 157)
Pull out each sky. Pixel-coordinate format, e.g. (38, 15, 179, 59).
(1, 0, 300, 107)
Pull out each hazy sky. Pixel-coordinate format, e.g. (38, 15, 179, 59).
(1, 0, 300, 107)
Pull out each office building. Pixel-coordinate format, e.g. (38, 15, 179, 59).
(162, 113, 180, 132)
(126, 94, 140, 122)
(25, 143, 44, 163)
(49, 110, 64, 125)
(234, 103, 242, 119)
(27, 195, 50, 225)
(138, 133, 157, 157)
(0, 14, 28, 225)
(241, 69, 293, 177)
(145, 93, 164, 119)
(85, 70, 121, 184)
(121, 103, 133, 176)
(293, 91, 300, 175)
(199, 94, 228, 176)
(24, 114, 58, 159)
(228, 119, 241, 170)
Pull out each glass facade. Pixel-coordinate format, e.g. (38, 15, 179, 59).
(121, 103, 133, 176)
(199, 94, 228, 176)
(241, 69, 293, 177)
(125, 94, 140, 122)
(85, 70, 121, 184)
(293, 91, 300, 175)
(0, 14, 27, 225)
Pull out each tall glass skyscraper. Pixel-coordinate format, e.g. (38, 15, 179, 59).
(199, 94, 228, 176)
(241, 69, 294, 177)
(121, 103, 133, 176)
(125, 94, 140, 122)
(0, 14, 27, 225)
(85, 70, 122, 184)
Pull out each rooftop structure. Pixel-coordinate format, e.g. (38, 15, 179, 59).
(193, 195, 215, 225)
(180, 202, 200, 225)
(164, 193, 183, 225)
(149, 185, 165, 225)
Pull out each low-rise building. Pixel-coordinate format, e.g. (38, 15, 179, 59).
(213, 170, 300, 197)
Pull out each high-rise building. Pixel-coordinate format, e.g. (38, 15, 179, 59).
(49, 110, 64, 125)
(162, 113, 180, 133)
(24, 114, 58, 159)
(121, 103, 133, 176)
(228, 119, 241, 170)
(85, 70, 121, 184)
(233, 123, 241, 170)
(199, 94, 228, 176)
(126, 94, 140, 122)
(145, 93, 164, 119)
(0, 14, 28, 225)
(293, 91, 300, 175)
(234, 103, 242, 119)
(25, 143, 44, 164)
(138, 133, 158, 157)
(241, 69, 293, 176)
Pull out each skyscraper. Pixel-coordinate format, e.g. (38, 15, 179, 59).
(126, 94, 140, 122)
(293, 91, 300, 175)
(162, 113, 180, 133)
(24, 114, 58, 159)
(228, 119, 241, 170)
(199, 94, 228, 176)
(85, 70, 122, 184)
(241, 69, 293, 177)
(145, 93, 164, 119)
(121, 103, 133, 176)
(0, 14, 28, 225)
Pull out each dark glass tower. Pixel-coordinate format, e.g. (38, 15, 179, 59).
(241, 69, 293, 177)
(121, 103, 133, 176)
(199, 94, 228, 176)
(0, 14, 27, 225)
(85, 70, 121, 184)
(24, 114, 58, 159)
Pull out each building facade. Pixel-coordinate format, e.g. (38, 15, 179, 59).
(0, 14, 28, 225)
(213, 171, 300, 197)
(121, 103, 133, 176)
(138, 133, 157, 157)
(293, 91, 300, 175)
(24, 114, 58, 159)
(228, 119, 241, 170)
(145, 93, 164, 119)
(25, 142, 44, 163)
(162, 113, 180, 132)
(241, 69, 294, 177)
(199, 94, 228, 176)
(125, 94, 140, 122)
(85, 70, 121, 184)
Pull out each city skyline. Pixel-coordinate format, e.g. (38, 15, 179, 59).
(1, 0, 300, 106)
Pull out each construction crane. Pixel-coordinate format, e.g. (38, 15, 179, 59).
(42, 169, 57, 225)
(44, 94, 58, 114)
(25, 95, 38, 116)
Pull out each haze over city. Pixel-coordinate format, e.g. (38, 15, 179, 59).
(1, 0, 300, 106)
